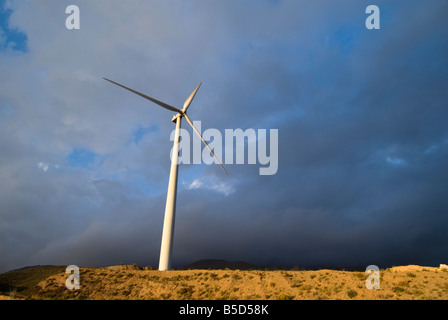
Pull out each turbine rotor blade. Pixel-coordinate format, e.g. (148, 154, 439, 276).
(103, 78, 182, 113)
(182, 82, 202, 113)
(183, 114, 228, 175)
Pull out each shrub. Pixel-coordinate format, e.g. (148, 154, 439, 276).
(393, 286, 405, 293)
(354, 272, 365, 280)
(210, 273, 219, 280)
(177, 285, 195, 298)
(299, 284, 311, 291)
(347, 289, 358, 299)
(231, 274, 242, 280)
(398, 280, 410, 287)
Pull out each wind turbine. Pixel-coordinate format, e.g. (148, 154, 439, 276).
(103, 77, 227, 271)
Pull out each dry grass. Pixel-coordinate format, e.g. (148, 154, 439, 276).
(1, 264, 447, 300)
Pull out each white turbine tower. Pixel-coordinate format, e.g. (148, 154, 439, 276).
(103, 78, 227, 271)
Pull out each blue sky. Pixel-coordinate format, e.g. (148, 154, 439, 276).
(0, 0, 447, 273)
(66, 147, 97, 168)
(0, 0, 27, 52)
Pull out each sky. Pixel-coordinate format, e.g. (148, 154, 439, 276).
(0, 0, 447, 273)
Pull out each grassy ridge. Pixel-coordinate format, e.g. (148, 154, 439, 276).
(0, 266, 66, 299)
(1, 264, 447, 300)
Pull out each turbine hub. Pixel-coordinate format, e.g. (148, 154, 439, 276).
(171, 112, 183, 123)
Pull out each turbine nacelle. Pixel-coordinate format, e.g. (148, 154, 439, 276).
(171, 112, 182, 123)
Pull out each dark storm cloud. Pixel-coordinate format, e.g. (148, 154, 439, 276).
(0, 0, 447, 273)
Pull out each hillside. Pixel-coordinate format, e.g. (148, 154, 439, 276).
(0, 263, 447, 300)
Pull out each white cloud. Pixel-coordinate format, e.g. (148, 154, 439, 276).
(185, 177, 235, 196)
(209, 181, 235, 196)
(37, 162, 49, 172)
(187, 179, 203, 190)
(386, 157, 406, 166)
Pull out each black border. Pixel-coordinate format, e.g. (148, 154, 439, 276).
(2, 300, 446, 319)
